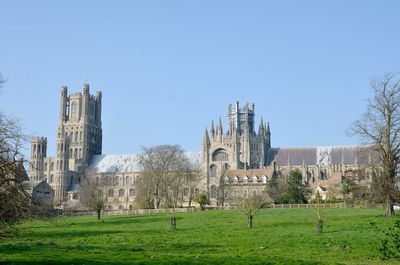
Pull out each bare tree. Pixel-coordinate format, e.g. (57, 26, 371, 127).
(0, 109, 31, 235)
(80, 170, 107, 220)
(137, 145, 185, 210)
(168, 155, 188, 230)
(349, 73, 400, 217)
(182, 161, 202, 208)
(240, 194, 266, 229)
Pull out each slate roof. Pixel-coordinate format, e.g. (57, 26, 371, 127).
(89, 151, 202, 173)
(266, 145, 375, 166)
(22, 180, 43, 190)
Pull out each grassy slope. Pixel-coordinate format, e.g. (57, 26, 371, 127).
(0, 209, 399, 265)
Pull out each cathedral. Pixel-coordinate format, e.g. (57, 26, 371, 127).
(29, 85, 373, 209)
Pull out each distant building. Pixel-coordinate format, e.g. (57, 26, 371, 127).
(29, 85, 374, 209)
(202, 102, 375, 206)
(22, 180, 54, 206)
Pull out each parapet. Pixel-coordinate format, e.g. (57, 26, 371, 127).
(31, 136, 47, 143)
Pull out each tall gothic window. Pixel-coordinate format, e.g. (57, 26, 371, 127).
(71, 102, 77, 118)
(210, 165, 217, 178)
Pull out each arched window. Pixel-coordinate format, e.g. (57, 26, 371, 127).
(119, 189, 125, 197)
(49, 174, 53, 183)
(252, 176, 258, 184)
(80, 131, 82, 141)
(211, 185, 217, 198)
(125, 176, 129, 185)
(108, 205, 113, 210)
(233, 176, 238, 184)
(195, 188, 199, 195)
(129, 189, 135, 196)
(115, 176, 119, 185)
(243, 176, 248, 184)
(233, 190, 238, 197)
(243, 190, 248, 198)
(262, 176, 267, 184)
(75, 132, 78, 142)
(71, 102, 77, 117)
(119, 205, 124, 210)
(253, 190, 257, 196)
(212, 149, 229, 161)
(108, 189, 114, 197)
(210, 165, 217, 178)
(224, 176, 229, 184)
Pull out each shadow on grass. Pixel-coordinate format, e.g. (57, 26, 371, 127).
(0, 255, 333, 265)
(20, 229, 125, 240)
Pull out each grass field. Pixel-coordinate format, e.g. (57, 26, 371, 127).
(0, 208, 399, 265)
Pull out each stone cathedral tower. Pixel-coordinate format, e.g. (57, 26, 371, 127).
(29, 84, 103, 205)
(58, 84, 102, 171)
(202, 102, 271, 194)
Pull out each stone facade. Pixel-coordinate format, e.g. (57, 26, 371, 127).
(29, 86, 373, 209)
(202, 102, 374, 206)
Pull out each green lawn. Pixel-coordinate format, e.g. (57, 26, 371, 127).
(0, 208, 399, 265)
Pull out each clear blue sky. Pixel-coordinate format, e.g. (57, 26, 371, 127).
(1, 1, 400, 157)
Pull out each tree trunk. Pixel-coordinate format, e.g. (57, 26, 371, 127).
(248, 215, 253, 229)
(154, 196, 160, 209)
(385, 200, 395, 217)
(317, 218, 323, 234)
(97, 210, 101, 220)
(170, 216, 176, 230)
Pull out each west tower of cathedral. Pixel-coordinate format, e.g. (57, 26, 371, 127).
(29, 84, 102, 205)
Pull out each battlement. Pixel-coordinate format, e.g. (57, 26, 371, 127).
(32, 136, 47, 142)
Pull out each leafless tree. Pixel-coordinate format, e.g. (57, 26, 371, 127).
(349, 73, 400, 217)
(240, 194, 267, 229)
(182, 160, 202, 207)
(137, 144, 186, 210)
(80, 170, 107, 220)
(168, 156, 189, 230)
(0, 109, 31, 236)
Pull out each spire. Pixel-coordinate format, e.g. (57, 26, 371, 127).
(217, 117, 223, 135)
(259, 117, 264, 134)
(203, 127, 210, 146)
(266, 122, 271, 134)
(210, 120, 215, 138)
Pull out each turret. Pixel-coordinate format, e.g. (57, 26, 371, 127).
(59, 86, 67, 123)
(29, 137, 47, 181)
(53, 136, 70, 205)
(82, 83, 90, 121)
(95, 91, 102, 124)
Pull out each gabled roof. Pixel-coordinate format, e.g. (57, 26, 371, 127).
(22, 180, 44, 190)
